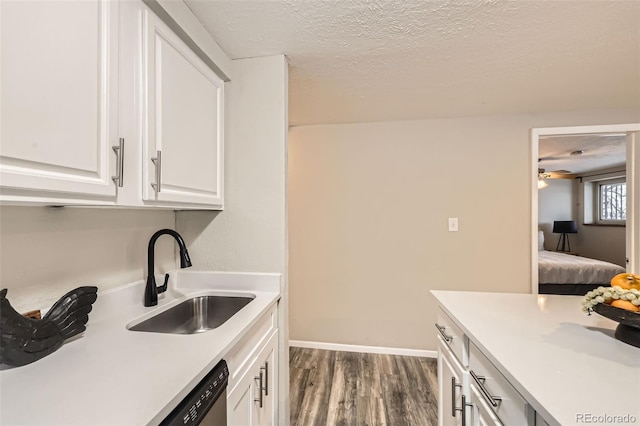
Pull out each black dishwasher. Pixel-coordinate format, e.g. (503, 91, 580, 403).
(161, 359, 229, 426)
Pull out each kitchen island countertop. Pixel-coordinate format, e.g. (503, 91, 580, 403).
(431, 291, 640, 426)
(1, 271, 280, 425)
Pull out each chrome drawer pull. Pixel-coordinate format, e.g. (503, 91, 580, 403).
(470, 370, 502, 407)
(435, 323, 453, 343)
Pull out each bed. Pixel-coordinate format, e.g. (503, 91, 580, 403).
(537, 231, 626, 295)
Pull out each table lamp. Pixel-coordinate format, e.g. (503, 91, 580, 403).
(553, 220, 578, 252)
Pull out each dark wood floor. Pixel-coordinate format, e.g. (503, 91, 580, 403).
(289, 347, 438, 426)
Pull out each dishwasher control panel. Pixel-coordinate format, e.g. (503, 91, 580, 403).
(161, 360, 229, 426)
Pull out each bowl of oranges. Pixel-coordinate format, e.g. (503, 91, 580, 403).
(583, 273, 640, 348)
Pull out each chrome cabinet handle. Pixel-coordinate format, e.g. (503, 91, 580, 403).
(452, 377, 470, 425)
(254, 371, 264, 408)
(435, 323, 453, 343)
(470, 370, 502, 407)
(151, 150, 161, 193)
(111, 138, 125, 187)
(451, 377, 459, 417)
(261, 362, 269, 396)
(461, 394, 472, 426)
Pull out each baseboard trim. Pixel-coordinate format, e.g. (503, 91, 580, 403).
(289, 340, 437, 358)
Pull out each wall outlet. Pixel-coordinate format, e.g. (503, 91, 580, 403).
(448, 217, 459, 232)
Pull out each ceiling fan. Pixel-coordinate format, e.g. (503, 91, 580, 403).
(537, 157, 577, 179)
(537, 160, 575, 189)
(538, 168, 574, 179)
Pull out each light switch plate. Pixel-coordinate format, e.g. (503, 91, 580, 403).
(448, 217, 459, 232)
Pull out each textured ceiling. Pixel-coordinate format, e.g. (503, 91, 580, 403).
(185, 0, 640, 126)
(539, 134, 627, 175)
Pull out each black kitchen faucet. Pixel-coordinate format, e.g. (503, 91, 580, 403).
(144, 229, 192, 307)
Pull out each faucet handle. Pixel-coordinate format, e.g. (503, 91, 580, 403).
(158, 273, 169, 294)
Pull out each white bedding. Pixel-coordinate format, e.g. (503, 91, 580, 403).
(538, 250, 626, 285)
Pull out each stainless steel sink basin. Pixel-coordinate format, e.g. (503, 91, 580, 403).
(128, 295, 254, 334)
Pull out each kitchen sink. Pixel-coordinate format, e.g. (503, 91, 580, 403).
(128, 294, 255, 334)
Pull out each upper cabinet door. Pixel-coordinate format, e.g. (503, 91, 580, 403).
(0, 0, 118, 202)
(142, 9, 224, 208)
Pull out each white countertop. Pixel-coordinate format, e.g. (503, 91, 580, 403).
(431, 291, 640, 426)
(0, 271, 280, 426)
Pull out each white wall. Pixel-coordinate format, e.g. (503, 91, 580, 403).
(538, 178, 575, 250)
(0, 207, 176, 313)
(578, 224, 626, 266)
(175, 55, 289, 425)
(176, 56, 287, 275)
(288, 108, 640, 352)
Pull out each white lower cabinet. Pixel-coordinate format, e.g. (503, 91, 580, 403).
(226, 306, 279, 426)
(436, 308, 538, 426)
(438, 337, 469, 426)
(468, 342, 534, 425)
(228, 331, 278, 426)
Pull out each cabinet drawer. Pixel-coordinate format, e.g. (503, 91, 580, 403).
(226, 306, 277, 392)
(470, 383, 503, 426)
(436, 308, 467, 366)
(469, 342, 531, 425)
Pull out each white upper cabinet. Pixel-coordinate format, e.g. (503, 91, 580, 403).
(0, 0, 226, 209)
(141, 9, 224, 208)
(0, 0, 119, 204)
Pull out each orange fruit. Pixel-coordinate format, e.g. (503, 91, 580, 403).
(610, 273, 640, 290)
(610, 299, 640, 312)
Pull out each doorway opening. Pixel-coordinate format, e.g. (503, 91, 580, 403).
(530, 124, 640, 294)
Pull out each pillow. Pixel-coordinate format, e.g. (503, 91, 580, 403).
(538, 230, 544, 251)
